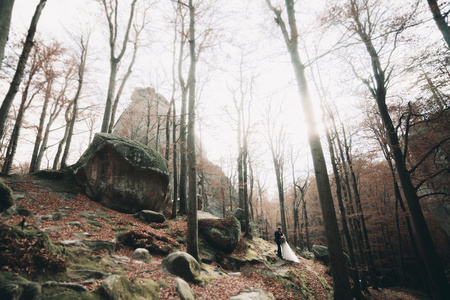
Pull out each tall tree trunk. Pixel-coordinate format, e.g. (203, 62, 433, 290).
(30, 79, 52, 173)
(177, 7, 188, 215)
(265, 2, 351, 297)
(2, 96, 25, 174)
(101, 60, 118, 133)
(351, 1, 450, 296)
(171, 99, 178, 219)
(186, 0, 198, 261)
(53, 102, 73, 169)
(61, 37, 88, 169)
(301, 197, 310, 250)
(243, 145, 251, 238)
(325, 124, 362, 297)
(335, 127, 368, 290)
(0, 0, 46, 141)
(0, 0, 15, 67)
(273, 157, 287, 236)
(427, 0, 450, 47)
(342, 129, 378, 289)
(2, 69, 38, 174)
(100, 0, 137, 133)
(36, 97, 64, 171)
(108, 37, 138, 133)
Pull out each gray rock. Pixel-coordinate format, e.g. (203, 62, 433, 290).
(229, 287, 274, 300)
(19, 281, 41, 300)
(43, 281, 89, 292)
(71, 133, 170, 214)
(67, 221, 83, 227)
(133, 210, 166, 223)
(175, 278, 194, 300)
(162, 252, 201, 282)
(52, 212, 63, 221)
(0, 283, 20, 300)
(132, 248, 152, 263)
(198, 217, 241, 253)
(43, 226, 64, 232)
(99, 275, 127, 300)
(81, 239, 116, 255)
(0, 179, 14, 212)
(312, 245, 329, 265)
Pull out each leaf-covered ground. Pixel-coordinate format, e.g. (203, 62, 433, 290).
(0, 174, 429, 299)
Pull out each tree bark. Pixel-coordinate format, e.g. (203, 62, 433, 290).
(0, 0, 15, 67)
(427, 0, 450, 48)
(177, 5, 188, 215)
(186, 0, 199, 261)
(325, 123, 362, 297)
(0, 0, 46, 142)
(100, 0, 137, 133)
(61, 38, 88, 169)
(29, 77, 52, 173)
(171, 98, 178, 219)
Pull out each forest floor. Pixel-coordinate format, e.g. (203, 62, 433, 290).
(0, 174, 430, 300)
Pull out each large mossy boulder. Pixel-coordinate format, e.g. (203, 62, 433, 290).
(71, 133, 170, 214)
(161, 252, 201, 282)
(198, 217, 241, 253)
(0, 179, 14, 212)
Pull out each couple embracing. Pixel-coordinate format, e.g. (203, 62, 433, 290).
(274, 227, 299, 263)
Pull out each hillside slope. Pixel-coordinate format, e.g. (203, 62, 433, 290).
(0, 174, 428, 299)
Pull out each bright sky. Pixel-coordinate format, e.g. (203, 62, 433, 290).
(4, 0, 388, 195)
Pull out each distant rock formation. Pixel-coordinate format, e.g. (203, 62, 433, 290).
(71, 133, 170, 214)
(114, 87, 170, 150)
(114, 87, 238, 217)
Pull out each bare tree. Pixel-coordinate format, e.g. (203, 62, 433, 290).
(265, 1, 352, 298)
(345, 1, 450, 297)
(55, 36, 89, 169)
(264, 101, 288, 238)
(0, 0, 47, 143)
(2, 43, 43, 174)
(186, 0, 199, 261)
(29, 42, 63, 173)
(99, 0, 137, 133)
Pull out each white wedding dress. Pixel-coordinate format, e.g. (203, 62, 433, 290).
(280, 241, 300, 263)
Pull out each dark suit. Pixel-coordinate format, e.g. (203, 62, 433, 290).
(274, 230, 282, 258)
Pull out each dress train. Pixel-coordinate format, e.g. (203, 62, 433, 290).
(280, 242, 299, 263)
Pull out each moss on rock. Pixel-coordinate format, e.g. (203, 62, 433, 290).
(0, 179, 14, 212)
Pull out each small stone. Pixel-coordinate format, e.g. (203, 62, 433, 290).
(175, 278, 194, 300)
(132, 248, 152, 263)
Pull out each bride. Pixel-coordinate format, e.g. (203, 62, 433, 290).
(280, 234, 300, 263)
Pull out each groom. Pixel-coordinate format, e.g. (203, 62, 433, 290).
(274, 227, 283, 259)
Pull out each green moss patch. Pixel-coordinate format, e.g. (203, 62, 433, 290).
(0, 224, 68, 275)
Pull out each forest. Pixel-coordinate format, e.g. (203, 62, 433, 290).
(0, 0, 449, 299)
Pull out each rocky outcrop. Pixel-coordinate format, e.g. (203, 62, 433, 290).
(98, 274, 159, 299)
(0, 179, 13, 212)
(161, 252, 201, 282)
(312, 245, 329, 265)
(71, 133, 170, 214)
(133, 210, 166, 224)
(198, 217, 241, 253)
